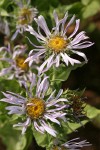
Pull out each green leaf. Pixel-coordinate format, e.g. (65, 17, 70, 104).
(50, 62, 85, 84)
(64, 105, 100, 134)
(62, 105, 100, 134)
(63, 120, 88, 134)
(0, 124, 27, 150)
(0, 0, 14, 8)
(92, 114, 100, 129)
(56, 2, 83, 15)
(84, 104, 100, 119)
(82, 0, 100, 18)
(0, 0, 5, 7)
(0, 8, 9, 16)
(0, 0, 5, 6)
(0, 79, 22, 99)
(32, 128, 53, 148)
(51, 119, 88, 138)
(81, 0, 91, 5)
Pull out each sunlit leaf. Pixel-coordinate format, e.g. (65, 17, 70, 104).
(81, 0, 91, 5)
(84, 104, 100, 119)
(0, 8, 9, 16)
(0, 0, 5, 6)
(82, 0, 100, 18)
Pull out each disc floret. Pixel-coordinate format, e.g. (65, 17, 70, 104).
(26, 98, 45, 119)
(15, 56, 29, 71)
(48, 36, 68, 53)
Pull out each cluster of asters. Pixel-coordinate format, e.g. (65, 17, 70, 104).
(0, 2, 93, 149)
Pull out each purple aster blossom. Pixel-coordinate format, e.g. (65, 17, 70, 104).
(1, 75, 67, 137)
(62, 138, 91, 150)
(0, 44, 37, 82)
(52, 138, 91, 150)
(25, 10, 94, 74)
(12, 0, 38, 40)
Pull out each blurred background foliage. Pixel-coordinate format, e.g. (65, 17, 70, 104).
(0, 0, 100, 150)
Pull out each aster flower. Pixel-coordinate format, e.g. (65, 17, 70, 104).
(0, 44, 33, 81)
(12, 0, 38, 40)
(51, 138, 91, 150)
(25, 10, 94, 74)
(1, 75, 67, 137)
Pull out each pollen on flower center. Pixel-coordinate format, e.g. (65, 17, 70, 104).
(26, 98, 45, 119)
(15, 56, 29, 71)
(48, 36, 67, 53)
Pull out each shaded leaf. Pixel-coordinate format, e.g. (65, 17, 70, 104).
(0, 124, 26, 150)
(50, 62, 85, 84)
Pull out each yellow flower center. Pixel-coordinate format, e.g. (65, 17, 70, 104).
(26, 98, 45, 119)
(18, 7, 32, 25)
(48, 36, 67, 53)
(15, 56, 29, 71)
